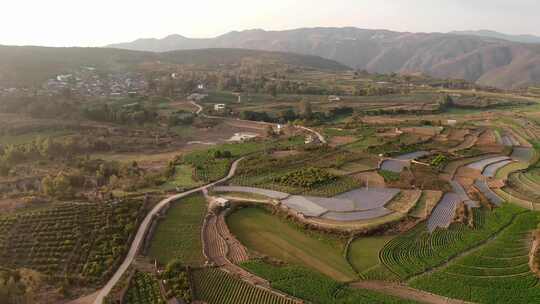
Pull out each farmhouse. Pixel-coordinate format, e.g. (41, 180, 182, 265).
(446, 119, 458, 126)
(328, 95, 341, 102)
(214, 103, 226, 111)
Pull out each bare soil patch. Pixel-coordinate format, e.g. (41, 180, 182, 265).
(168, 100, 199, 112)
(272, 150, 302, 158)
(385, 190, 422, 213)
(223, 119, 271, 132)
(329, 135, 357, 147)
(0, 197, 26, 212)
(448, 129, 470, 142)
(454, 167, 482, 189)
(476, 129, 497, 146)
(350, 281, 472, 304)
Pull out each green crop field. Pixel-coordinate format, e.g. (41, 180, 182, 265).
(161, 164, 204, 191)
(148, 195, 207, 266)
(230, 147, 364, 197)
(227, 207, 357, 281)
(0, 201, 144, 284)
(181, 137, 305, 183)
(347, 235, 395, 277)
(380, 204, 524, 280)
(410, 212, 540, 303)
(124, 271, 165, 304)
(242, 260, 417, 304)
(191, 267, 297, 304)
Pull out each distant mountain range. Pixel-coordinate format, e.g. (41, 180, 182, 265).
(107, 27, 540, 89)
(450, 30, 540, 44)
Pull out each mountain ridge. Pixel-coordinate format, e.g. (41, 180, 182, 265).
(107, 27, 540, 88)
(450, 30, 540, 44)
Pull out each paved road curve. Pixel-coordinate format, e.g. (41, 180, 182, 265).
(92, 158, 244, 304)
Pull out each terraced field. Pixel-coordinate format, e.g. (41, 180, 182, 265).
(511, 147, 535, 163)
(467, 156, 511, 171)
(474, 180, 504, 206)
(482, 160, 513, 178)
(409, 190, 443, 219)
(227, 207, 357, 281)
(242, 260, 416, 304)
(192, 267, 299, 304)
(507, 171, 540, 201)
(410, 212, 540, 303)
(380, 204, 523, 280)
(426, 193, 461, 232)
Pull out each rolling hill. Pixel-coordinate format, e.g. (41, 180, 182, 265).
(107, 27, 540, 89)
(0, 46, 347, 86)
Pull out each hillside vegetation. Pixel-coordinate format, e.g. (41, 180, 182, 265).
(107, 27, 540, 88)
(0, 46, 347, 86)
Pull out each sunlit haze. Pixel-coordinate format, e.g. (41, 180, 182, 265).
(2, 0, 540, 47)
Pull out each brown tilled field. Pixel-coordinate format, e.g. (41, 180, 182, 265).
(329, 135, 357, 146)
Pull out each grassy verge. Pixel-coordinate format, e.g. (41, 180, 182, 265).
(161, 164, 204, 191)
(347, 235, 395, 277)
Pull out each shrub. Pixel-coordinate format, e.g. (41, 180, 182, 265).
(274, 167, 337, 188)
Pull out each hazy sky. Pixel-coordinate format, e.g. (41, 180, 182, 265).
(2, 0, 539, 47)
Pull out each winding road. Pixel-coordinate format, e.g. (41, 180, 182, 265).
(92, 158, 244, 304)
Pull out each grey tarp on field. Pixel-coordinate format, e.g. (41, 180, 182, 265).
(427, 193, 462, 232)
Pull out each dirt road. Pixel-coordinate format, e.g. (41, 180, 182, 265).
(295, 125, 327, 144)
(350, 281, 474, 304)
(92, 158, 244, 304)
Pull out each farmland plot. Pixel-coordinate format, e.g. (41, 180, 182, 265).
(474, 180, 504, 206)
(380, 204, 523, 280)
(511, 147, 535, 163)
(482, 160, 513, 178)
(227, 207, 357, 281)
(148, 195, 206, 266)
(124, 271, 165, 304)
(0, 201, 144, 283)
(411, 212, 540, 303)
(192, 267, 299, 304)
(426, 193, 461, 232)
(467, 156, 511, 171)
(242, 260, 416, 304)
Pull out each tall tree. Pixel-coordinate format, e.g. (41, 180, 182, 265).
(299, 100, 313, 119)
